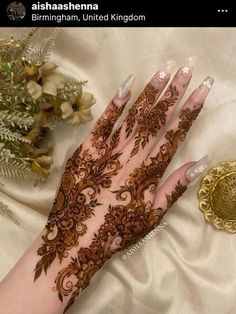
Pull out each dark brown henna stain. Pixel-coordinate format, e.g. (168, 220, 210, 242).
(56, 203, 164, 313)
(50, 105, 202, 312)
(91, 100, 126, 150)
(125, 83, 157, 138)
(128, 84, 178, 157)
(34, 128, 124, 281)
(166, 180, 187, 209)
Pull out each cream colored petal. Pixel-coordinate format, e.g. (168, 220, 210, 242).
(42, 82, 57, 96)
(40, 61, 58, 74)
(27, 80, 42, 99)
(78, 109, 93, 123)
(43, 73, 65, 89)
(77, 92, 96, 110)
(66, 112, 81, 126)
(60, 102, 73, 119)
(36, 155, 53, 169)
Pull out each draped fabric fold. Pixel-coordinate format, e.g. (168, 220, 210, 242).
(1, 27, 236, 314)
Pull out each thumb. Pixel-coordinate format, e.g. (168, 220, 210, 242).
(153, 155, 210, 214)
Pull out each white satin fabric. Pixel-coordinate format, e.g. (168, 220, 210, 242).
(1, 27, 236, 314)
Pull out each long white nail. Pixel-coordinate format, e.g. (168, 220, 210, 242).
(191, 76, 214, 102)
(116, 74, 135, 99)
(186, 155, 210, 182)
(200, 76, 214, 90)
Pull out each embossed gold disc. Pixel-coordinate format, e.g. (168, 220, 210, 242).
(198, 161, 236, 233)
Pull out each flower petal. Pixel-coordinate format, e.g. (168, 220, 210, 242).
(36, 155, 53, 169)
(66, 112, 81, 126)
(27, 80, 42, 99)
(76, 92, 96, 110)
(61, 102, 73, 119)
(78, 109, 93, 123)
(43, 73, 65, 89)
(40, 61, 58, 74)
(42, 82, 58, 96)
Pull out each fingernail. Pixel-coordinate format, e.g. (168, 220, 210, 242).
(177, 56, 195, 86)
(191, 76, 214, 102)
(200, 76, 214, 90)
(152, 60, 176, 87)
(116, 74, 135, 99)
(186, 155, 210, 182)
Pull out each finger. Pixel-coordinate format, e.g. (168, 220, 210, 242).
(122, 62, 175, 143)
(127, 63, 194, 158)
(154, 58, 196, 129)
(83, 75, 135, 152)
(146, 76, 214, 173)
(152, 155, 210, 215)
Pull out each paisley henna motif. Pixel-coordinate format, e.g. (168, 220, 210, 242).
(50, 104, 202, 312)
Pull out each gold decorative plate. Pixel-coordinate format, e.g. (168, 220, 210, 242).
(198, 161, 236, 233)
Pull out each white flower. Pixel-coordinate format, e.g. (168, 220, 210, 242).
(182, 66, 190, 74)
(61, 92, 96, 126)
(158, 71, 167, 79)
(27, 61, 65, 99)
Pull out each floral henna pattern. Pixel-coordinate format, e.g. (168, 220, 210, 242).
(34, 126, 124, 281)
(91, 100, 126, 150)
(51, 105, 202, 312)
(126, 84, 178, 157)
(125, 83, 157, 138)
(166, 181, 187, 209)
(55, 203, 164, 313)
(55, 183, 187, 313)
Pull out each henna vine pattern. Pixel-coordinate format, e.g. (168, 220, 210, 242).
(166, 181, 187, 209)
(51, 105, 202, 313)
(125, 84, 179, 157)
(34, 102, 127, 281)
(125, 83, 158, 137)
(91, 100, 126, 150)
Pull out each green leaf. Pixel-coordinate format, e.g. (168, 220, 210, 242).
(0, 157, 42, 181)
(0, 110, 34, 130)
(0, 125, 31, 142)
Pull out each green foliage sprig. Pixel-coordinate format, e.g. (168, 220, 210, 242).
(0, 28, 96, 184)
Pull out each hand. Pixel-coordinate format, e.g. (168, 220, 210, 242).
(34, 62, 213, 312)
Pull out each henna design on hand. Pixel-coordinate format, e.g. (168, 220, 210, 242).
(166, 181, 187, 209)
(34, 104, 125, 280)
(55, 183, 187, 313)
(50, 105, 201, 312)
(125, 84, 178, 157)
(125, 83, 157, 138)
(91, 100, 126, 150)
(33, 66, 212, 313)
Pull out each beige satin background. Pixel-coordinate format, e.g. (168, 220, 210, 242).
(1, 27, 236, 314)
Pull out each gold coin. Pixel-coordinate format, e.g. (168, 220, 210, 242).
(198, 161, 236, 233)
